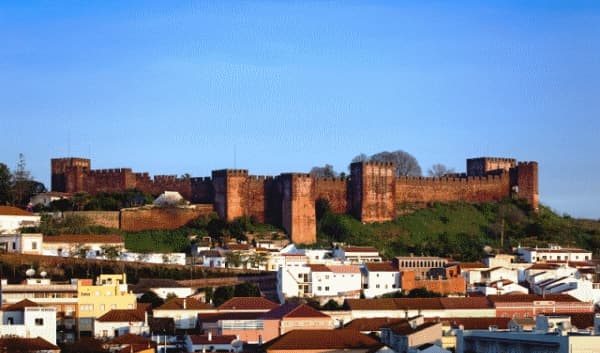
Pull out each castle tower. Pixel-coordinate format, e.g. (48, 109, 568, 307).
(516, 162, 539, 212)
(280, 173, 316, 244)
(350, 162, 396, 222)
(51, 157, 91, 193)
(211, 169, 249, 221)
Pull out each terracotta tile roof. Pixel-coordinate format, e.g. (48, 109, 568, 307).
(190, 334, 237, 345)
(329, 265, 362, 273)
(365, 262, 398, 272)
(527, 263, 560, 270)
(385, 321, 439, 335)
(43, 234, 124, 243)
(0, 337, 59, 350)
(459, 262, 486, 269)
(306, 264, 330, 272)
(344, 317, 407, 331)
(3, 299, 43, 311)
(199, 312, 264, 323)
(218, 297, 279, 311)
(200, 250, 223, 257)
(264, 329, 381, 350)
(440, 297, 493, 309)
(0, 206, 34, 216)
(563, 313, 595, 329)
(108, 334, 154, 345)
(488, 294, 583, 303)
(97, 309, 145, 322)
(346, 297, 492, 311)
(225, 243, 251, 251)
(117, 343, 156, 353)
(262, 304, 330, 319)
(156, 297, 214, 311)
(342, 246, 379, 253)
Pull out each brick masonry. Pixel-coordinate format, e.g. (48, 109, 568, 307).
(51, 157, 539, 244)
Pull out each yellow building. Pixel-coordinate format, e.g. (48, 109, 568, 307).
(77, 274, 137, 336)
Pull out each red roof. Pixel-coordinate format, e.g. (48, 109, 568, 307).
(365, 262, 398, 272)
(488, 294, 583, 303)
(199, 312, 264, 323)
(3, 299, 43, 311)
(190, 334, 237, 345)
(108, 334, 154, 345)
(217, 297, 279, 311)
(345, 317, 407, 331)
(264, 329, 381, 350)
(306, 264, 330, 272)
(262, 304, 330, 319)
(0, 337, 59, 351)
(386, 321, 439, 335)
(156, 298, 214, 310)
(440, 297, 493, 309)
(0, 206, 34, 216)
(43, 234, 124, 243)
(346, 297, 493, 311)
(97, 309, 145, 322)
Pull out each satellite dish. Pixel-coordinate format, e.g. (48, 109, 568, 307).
(40, 271, 47, 278)
(231, 339, 243, 352)
(483, 245, 493, 254)
(25, 268, 36, 277)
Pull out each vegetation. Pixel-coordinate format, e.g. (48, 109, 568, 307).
(211, 282, 261, 306)
(0, 154, 47, 208)
(351, 150, 422, 176)
(318, 198, 600, 261)
(34, 189, 154, 212)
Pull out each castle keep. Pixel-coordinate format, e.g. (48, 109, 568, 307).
(51, 157, 539, 244)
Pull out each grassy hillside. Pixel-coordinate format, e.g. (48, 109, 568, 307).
(317, 199, 600, 261)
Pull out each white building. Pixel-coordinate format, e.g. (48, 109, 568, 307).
(362, 262, 400, 298)
(516, 244, 592, 263)
(94, 308, 149, 339)
(41, 234, 124, 258)
(0, 206, 40, 234)
(1, 300, 57, 344)
(456, 314, 600, 353)
(153, 298, 215, 329)
(30, 192, 71, 208)
(277, 264, 362, 303)
(334, 246, 382, 264)
(0, 233, 43, 254)
(471, 279, 529, 296)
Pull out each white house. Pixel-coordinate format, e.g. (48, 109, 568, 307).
(41, 234, 124, 258)
(1, 299, 57, 344)
(334, 246, 382, 264)
(30, 192, 71, 208)
(277, 263, 362, 303)
(0, 206, 40, 234)
(0, 233, 43, 254)
(153, 298, 215, 329)
(471, 279, 529, 296)
(94, 308, 149, 339)
(516, 244, 592, 263)
(184, 333, 238, 353)
(362, 262, 400, 298)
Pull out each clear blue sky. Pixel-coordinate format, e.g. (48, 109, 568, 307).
(1, 1, 599, 219)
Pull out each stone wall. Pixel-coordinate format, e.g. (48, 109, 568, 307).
(280, 174, 316, 244)
(314, 177, 348, 214)
(63, 211, 120, 229)
(120, 205, 214, 232)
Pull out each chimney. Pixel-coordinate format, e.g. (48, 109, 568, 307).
(208, 331, 212, 341)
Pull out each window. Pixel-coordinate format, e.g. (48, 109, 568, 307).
(111, 304, 117, 310)
(102, 330, 108, 337)
(31, 241, 37, 250)
(99, 304, 105, 312)
(127, 304, 133, 309)
(317, 286, 322, 291)
(80, 304, 93, 311)
(12, 242, 16, 250)
(35, 318, 44, 326)
(325, 286, 329, 291)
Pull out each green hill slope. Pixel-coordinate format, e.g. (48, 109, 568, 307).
(317, 199, 600, 261)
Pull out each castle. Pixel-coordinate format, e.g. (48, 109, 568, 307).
(51, 157, 538, 244)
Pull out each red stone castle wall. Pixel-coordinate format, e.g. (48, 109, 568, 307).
(313, 177, 349, 214)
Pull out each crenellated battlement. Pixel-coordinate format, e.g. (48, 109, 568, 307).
(51, 155, 539, 244)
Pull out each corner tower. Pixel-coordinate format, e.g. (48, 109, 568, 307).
(51, 157, 90, 192)
(280, 173, 316, 244)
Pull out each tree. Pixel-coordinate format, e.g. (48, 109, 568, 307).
(233, 282, 261, 297)
(0, 163, 12, 205)
(139, 291, 165, 308)
(12, 153, 32, 207)
(213, 285, 235, 306)
(351, 153, 369, 164)
(309, 164, 337, 178)
(428, 164, 456, 177)
(370, 150, 422, 176)
(101, 245, 121, 261)
(224, 251, 242, 268)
